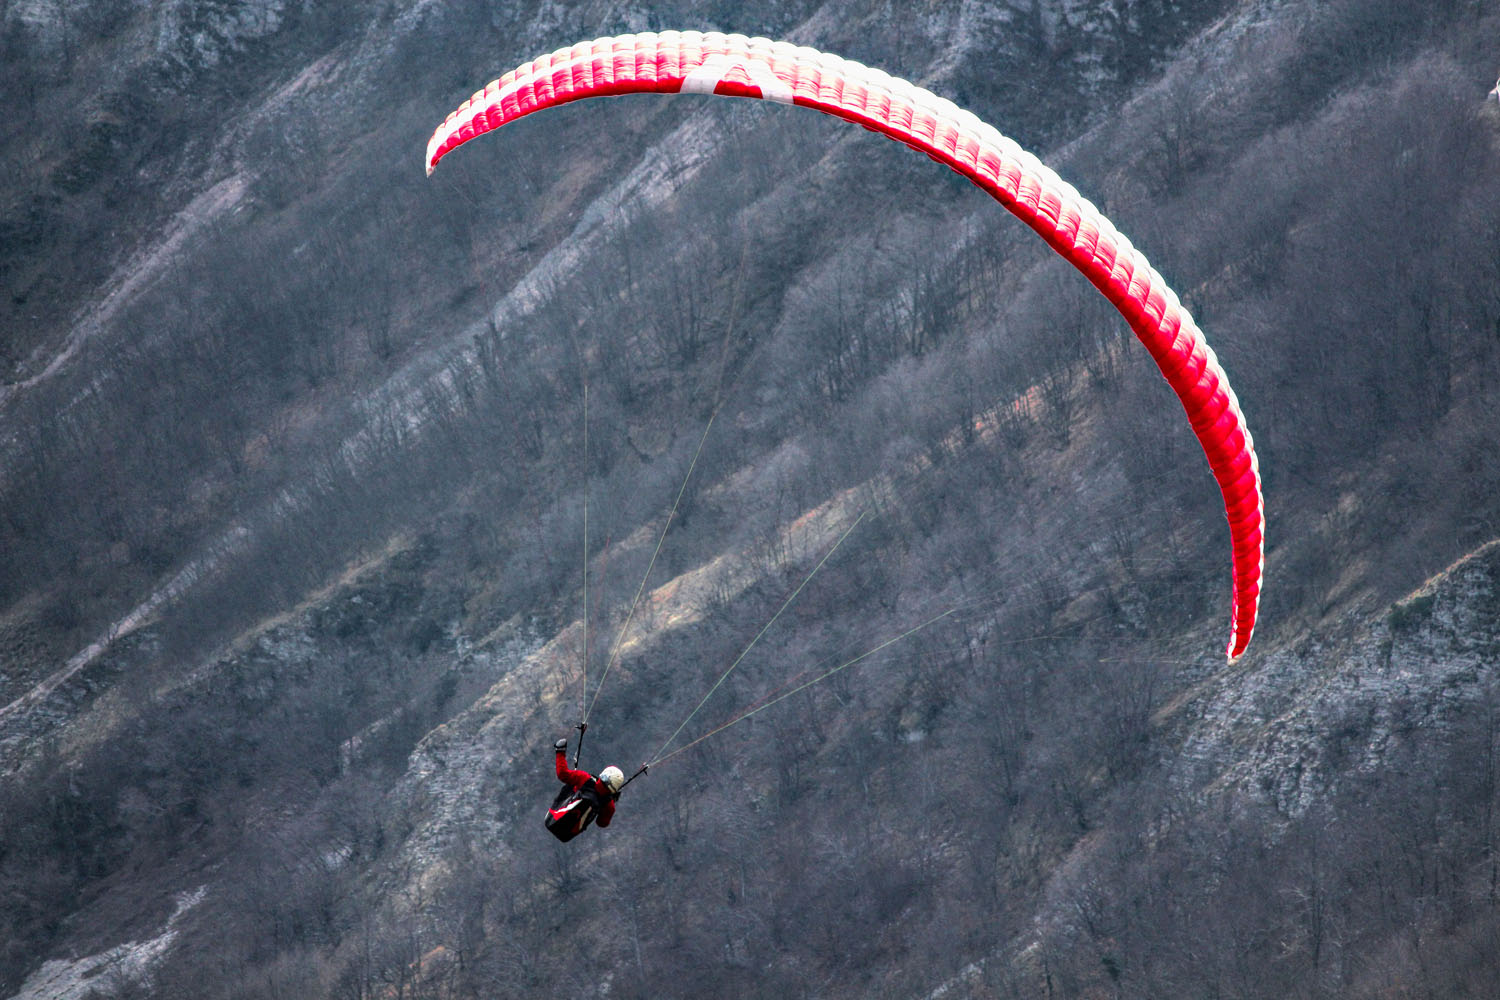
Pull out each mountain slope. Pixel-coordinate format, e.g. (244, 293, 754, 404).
(4, 1, 1500, 997)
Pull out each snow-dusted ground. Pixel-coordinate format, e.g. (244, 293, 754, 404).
(8, 887, 207, 1000)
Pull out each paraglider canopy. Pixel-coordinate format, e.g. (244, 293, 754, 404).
(427, 31, 1265, 659)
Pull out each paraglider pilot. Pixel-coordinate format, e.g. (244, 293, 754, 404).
(546, 737, 625, 842)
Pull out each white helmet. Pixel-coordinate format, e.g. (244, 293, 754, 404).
(599, 766, 625, 793)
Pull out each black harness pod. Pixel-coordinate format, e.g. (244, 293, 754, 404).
(545, 781, 609, 842)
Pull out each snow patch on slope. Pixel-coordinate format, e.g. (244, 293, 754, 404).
(8, 887, 207, 1000)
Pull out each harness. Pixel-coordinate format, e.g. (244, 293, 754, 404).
(545, 779, 614, 842)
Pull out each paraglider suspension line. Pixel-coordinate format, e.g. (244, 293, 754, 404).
(584, 408, 720, 726)
(651, 509, 867, 764)
(581, 381, 590, 725)
(651, 606, 956, 766)
(616, 762, 649, 796)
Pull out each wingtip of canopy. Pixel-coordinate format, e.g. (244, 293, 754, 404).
(1226, 633, 1252, 661)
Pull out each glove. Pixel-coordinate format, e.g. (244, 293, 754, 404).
(554, 738, 568, 751)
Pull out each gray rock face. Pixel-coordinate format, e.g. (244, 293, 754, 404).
(5, 1, 1500, 997)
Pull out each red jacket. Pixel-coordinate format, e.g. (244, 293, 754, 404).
(555, 749, 616, 827)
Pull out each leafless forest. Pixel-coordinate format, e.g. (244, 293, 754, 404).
(3, 1, 1500, 997)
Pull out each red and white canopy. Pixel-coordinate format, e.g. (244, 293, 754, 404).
(428, 31, 1264, 659)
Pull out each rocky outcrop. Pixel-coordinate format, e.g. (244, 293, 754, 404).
(1179, 539, 1500, 815)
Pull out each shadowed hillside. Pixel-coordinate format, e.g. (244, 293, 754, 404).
(4, 1, 1500, 997)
